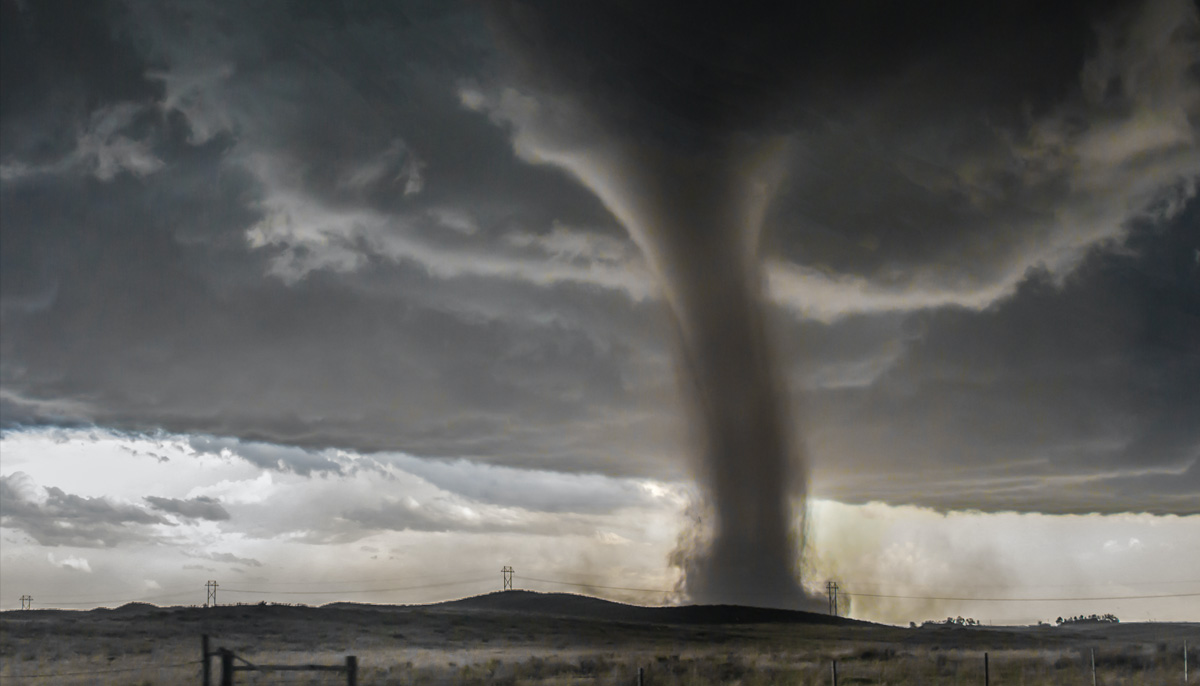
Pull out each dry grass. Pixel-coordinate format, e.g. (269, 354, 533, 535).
(1, 601, 1195, 685)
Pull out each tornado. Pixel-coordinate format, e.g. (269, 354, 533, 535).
(634, 140, 814, 609)
(484, 2, 823, 609)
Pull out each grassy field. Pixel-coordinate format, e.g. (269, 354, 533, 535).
(0, 592, 1195, 685)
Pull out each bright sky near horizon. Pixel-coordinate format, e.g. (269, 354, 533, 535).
(2, 0, 1198, 624)
(3, 429, 1197, 624)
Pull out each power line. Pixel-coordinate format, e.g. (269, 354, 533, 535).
(518, 575, 676, 594)
(834, 579, 1200, 592)
(843, 591, 1200, 602)
(220, 577, 494, 596)
(14, 590, 200, 608)
(12, 585, 195, 602)
(241, 571, 491, 586)
(11, 573, 1199, 611)
(5, 577, 495, 609)
(23, 574, 1197, 599)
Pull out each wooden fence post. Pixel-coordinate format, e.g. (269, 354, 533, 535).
(637, 665, 644, 685)
(220, 648, 234, 686)
(984, 652, 989, 686)
(1091, 648, 1097, 686)
(831, 659, 838, 686)
(346, 655, 357, 686)
(201, 635, 211, 686)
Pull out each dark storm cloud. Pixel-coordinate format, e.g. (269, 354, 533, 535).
(761, 0, 1200, 312)
(144, 495, 230, 521)
(0, 0, 161, 173)
(485, 0, 1123, 141)
(0, 0, 673, 478)
(802, 199, 1200, 514)
(483, 0, 1198, 308)
(473, 0, 1199, 520)
(0, 472, 168, 547)
(1, 0, 1197, 517)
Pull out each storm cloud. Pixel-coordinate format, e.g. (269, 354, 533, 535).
(1, 0, 1197, 519)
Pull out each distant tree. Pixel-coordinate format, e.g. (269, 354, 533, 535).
(1058, 613, 1120, 625)
(923, 616, 980, 627)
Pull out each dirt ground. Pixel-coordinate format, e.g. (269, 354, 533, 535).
(1, 592, 1195, 685)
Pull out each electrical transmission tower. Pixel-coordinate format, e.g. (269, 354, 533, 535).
(501, 566, 514, 591)
(205, 580, 219, 607)
(826, 581, 839, 617)
(20, 595, 32, 610)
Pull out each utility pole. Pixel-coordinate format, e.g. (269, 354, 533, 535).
(20, 595, 32, 610)
(501, 566, 514, 591)
(826, 581, 839, 617)
(206, 580, 219, 607)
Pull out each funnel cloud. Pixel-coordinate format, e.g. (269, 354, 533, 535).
(483, 2, 829, 608)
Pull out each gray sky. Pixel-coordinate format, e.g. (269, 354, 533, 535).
(1, 0, 1198, 622)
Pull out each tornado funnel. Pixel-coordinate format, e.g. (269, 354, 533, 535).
(483, 1, 822, 610)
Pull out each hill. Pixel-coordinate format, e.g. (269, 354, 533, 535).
(327, 589, 869, 626)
